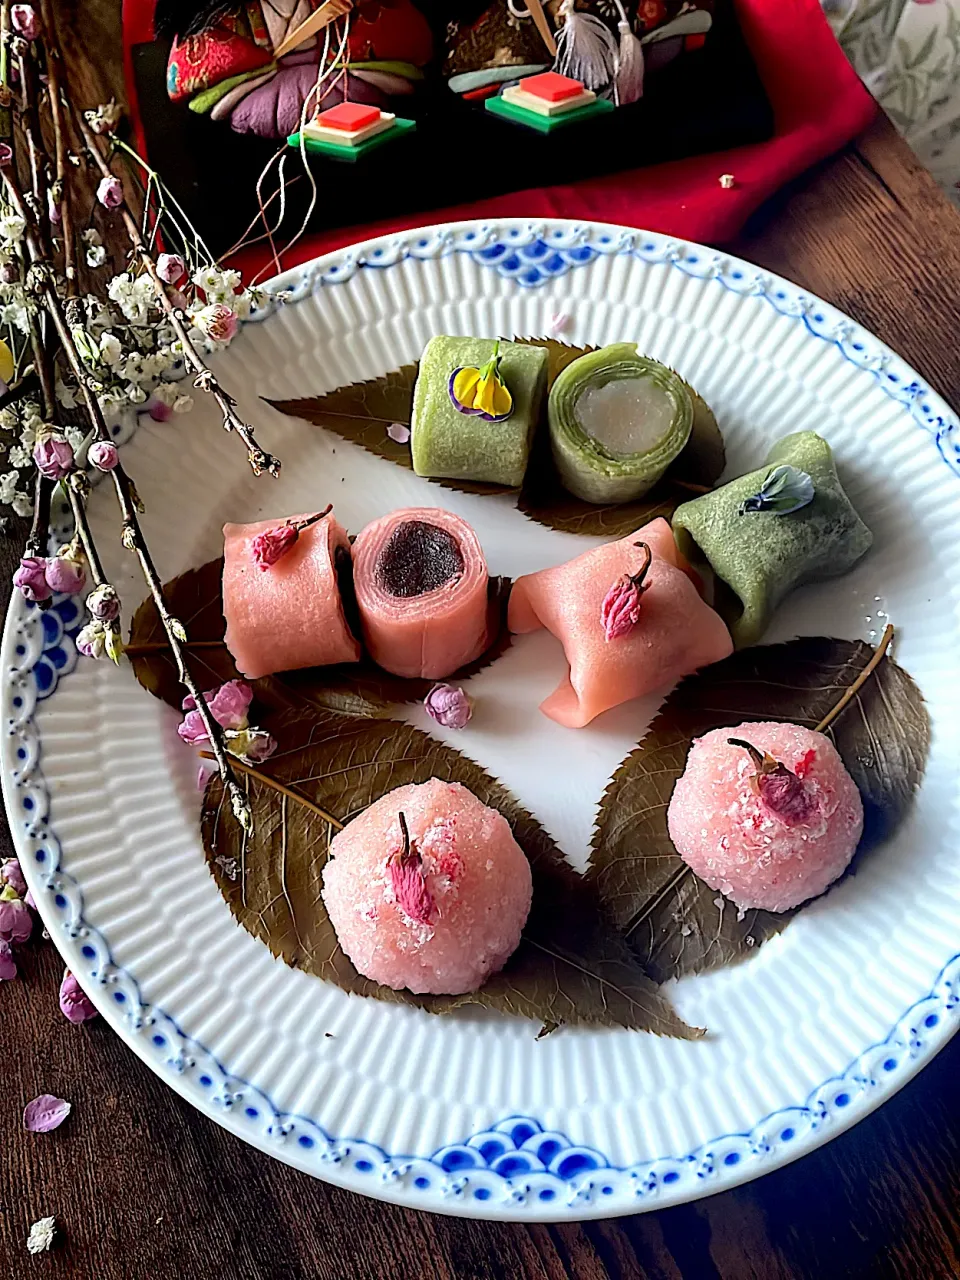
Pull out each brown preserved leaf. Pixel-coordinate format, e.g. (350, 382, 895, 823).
(588, 637, 930, 983)
(267, 338, 726, 538)
(127, 561, 513, 719)
(201, 708, 698, 1037)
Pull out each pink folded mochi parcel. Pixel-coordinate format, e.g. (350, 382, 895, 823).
(508, 517, 733, 727)
(222, 509, 361, 680)
(322, 778, 532, 996)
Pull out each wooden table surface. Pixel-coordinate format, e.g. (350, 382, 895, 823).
(4, 8, 960, 1277)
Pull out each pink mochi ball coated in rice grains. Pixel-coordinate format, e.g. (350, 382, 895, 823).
(321, 778, 533, 995)
(667, 721, 864, 913)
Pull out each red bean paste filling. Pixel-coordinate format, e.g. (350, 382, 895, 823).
(334, 543, 362, 642)
(376, 521, 464, 598)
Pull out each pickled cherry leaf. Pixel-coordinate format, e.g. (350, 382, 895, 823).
(201, 708, 698, 1036)
(589, 638, 929, 983)
(127, 559, 513, 719)
(266, 338, 726, 537)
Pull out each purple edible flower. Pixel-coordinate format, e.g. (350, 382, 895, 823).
(13, 556, 51, 603)
(0, 941, 16, 982)
(424, 683, 472, 730)
(45, 556, 86, 595)
(23, 1094, 71, 1133)
(0, 898, 32, 944)
(33, 436, 74, 480)
(58, 970, 98, 1024)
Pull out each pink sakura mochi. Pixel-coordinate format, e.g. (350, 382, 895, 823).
(508, 517, 733, 727)
(667, 721, 863, 913)
(321, 778, 532, 995)
(222, 509, 361, 680)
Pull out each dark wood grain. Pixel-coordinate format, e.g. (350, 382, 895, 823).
(3, 5, 960, 1275)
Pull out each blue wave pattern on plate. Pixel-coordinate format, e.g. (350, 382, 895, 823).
(9, 223, 960, 1210)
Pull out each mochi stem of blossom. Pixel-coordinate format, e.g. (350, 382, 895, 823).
(600, 541, 652, 640)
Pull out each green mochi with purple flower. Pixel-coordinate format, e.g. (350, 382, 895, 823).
(672, 431, 873, 648)
(411, 336, 548, 488)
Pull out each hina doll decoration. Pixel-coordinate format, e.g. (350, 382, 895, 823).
(293, 100, 416, 160)
(486, 68, 614, 131)
(156, 0, 434, 139)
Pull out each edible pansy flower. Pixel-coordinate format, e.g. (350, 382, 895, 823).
(448, 342, 513, 422)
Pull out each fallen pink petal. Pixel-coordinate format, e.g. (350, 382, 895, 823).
(58, 970, 98, 1024)
(23, 1094, 72, 1133)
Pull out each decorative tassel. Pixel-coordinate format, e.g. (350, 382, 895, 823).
(612, 0, 644, 105)
(553, 0, 617, 94)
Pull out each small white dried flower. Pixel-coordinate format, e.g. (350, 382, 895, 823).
(27, 1215, 57, 1254)
(173, 394, 194, 414)
(718, 173, 736, 189)
(0, 213, 25, 244)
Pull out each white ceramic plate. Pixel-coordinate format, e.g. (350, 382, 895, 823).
(6, 220, 960, 1222)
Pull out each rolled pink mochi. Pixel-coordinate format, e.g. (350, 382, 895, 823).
(352, 507, 491, 680)
(508, 517, 733, 728)
(667, 721, 864, 913)
(322, 778, 532, 995)
(222, 509, 361, 679)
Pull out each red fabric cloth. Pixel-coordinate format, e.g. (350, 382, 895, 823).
(124, 0, 875, 272)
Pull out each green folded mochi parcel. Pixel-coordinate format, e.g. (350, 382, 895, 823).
(672, 431, 873, 648)
(548, 344, 694, 504)
(411, 336, 548, 488)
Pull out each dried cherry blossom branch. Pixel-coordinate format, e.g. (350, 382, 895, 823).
(0, 168, 253, 835)
(38, 0, 75, 292)
(76, 113, 281, 479)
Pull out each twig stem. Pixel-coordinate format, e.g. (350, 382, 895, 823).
(815, 624, 895, 733)
(199, 751, 344, 830)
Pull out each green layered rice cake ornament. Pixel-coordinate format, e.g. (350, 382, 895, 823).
(411, 336, 548, 488)
(548, 345, 694, 504)
(672, 431, 873, 648)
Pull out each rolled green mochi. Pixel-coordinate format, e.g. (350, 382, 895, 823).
(411, 336, 548, 488)
(672, 431, 873, 648)
(548, 344, 694, 504)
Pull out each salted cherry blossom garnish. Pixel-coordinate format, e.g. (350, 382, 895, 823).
(600, 541, 652, 640)
(387, 812, 435, 926)
(251, 505, 332, 571)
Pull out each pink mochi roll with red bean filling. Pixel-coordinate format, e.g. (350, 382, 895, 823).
(667, 722, 863, 913)
(222, 509, 361, 679)
(508, 517, 733, 728)
(321, 779, 533, 995)
(351, 507, 491, 680)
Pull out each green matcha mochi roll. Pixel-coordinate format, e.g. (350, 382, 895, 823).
(548, 344, 694, 504)
(411, 336, 548, 488)
(672, 431, 873, 648)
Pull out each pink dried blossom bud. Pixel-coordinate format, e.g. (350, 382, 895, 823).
(156, 253, 185, 284)
(177, 709, 209, 746)
(0, 261, 17, 283)
(0, 143, 12, 169)
(96, 175, 123, 209)
(88, 441, 118, 472)
(85, 583, 120, 622)
(424, 683, 472, 730)
(387, 814, 434, 926)
(45, 556, 86, 595)
(13, 556, 52, 603)
(209, 679, 253, 730)
(727, 739, 819, 828)
(251, 523, 298, 570)
(75, 620, 106, 659)
(0, 898, 32, 944)
(194, 302, 238, 344)
(600, 542, 652, 641)
(58, 969, 98, 1023)
(0, 940, 16, 982)
(11, 5, 39, 40)
(147, 396, 173, 423)
(1, 857, 26, 898)
(33, 435, 74, 480)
